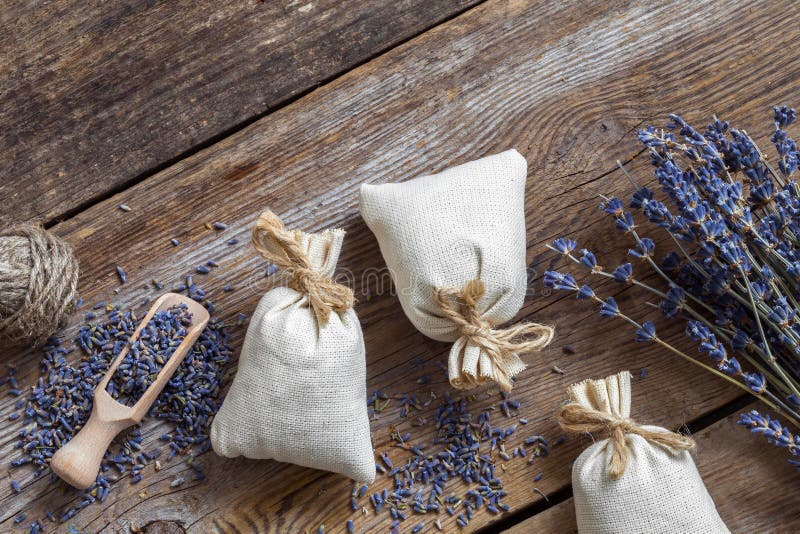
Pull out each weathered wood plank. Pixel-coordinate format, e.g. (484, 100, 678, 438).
(0, 0, 479, 227)
(2, 0, 800, 531)
(502, 402, 800, 533)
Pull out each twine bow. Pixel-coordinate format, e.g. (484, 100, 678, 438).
(251, 210, 354, 325)
(434, 279, 554, 391)
(558, 400, 695, 479)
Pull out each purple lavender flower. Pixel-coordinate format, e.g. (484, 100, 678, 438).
(615, 212, 636, 233)
(774, 105, 796, 128)
(611, 263, 633, 283)
(739, 410, 799, 462)
(579, 249, 599, 270)
(543, 271, 578, 291)
(628, 238, 655, 260)
(577, 285, 595, 300)
(599, 297, 619, 318)
(552, 238, 577, 255)
(635, 322, 657, 342)
(743, 372, 767, 394)
(630, 187, 654, 209)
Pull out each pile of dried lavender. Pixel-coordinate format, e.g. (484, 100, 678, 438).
(347, 389, 552, 532)
(105, 304, 192, 406)
(4, 280, 231, 532)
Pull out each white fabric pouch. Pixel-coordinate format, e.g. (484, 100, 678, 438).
(559, 371, 729, 533)
(211, 211, 375, 482)
(360, 150, 553, 391)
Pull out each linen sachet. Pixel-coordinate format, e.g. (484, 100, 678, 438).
(211, 210, 375, 482)
(558, 371, 729, 533)
(359, 150, 553, 391)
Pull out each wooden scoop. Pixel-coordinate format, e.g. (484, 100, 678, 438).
(51, 293, 209, 489)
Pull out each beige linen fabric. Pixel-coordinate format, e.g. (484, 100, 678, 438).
(360, 150, 551, 390)
(567, 372, 729, 534)
(210, 227, 375, 482)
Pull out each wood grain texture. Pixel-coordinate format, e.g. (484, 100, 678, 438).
(0, 0, 478, 227)
(503, 402, 800, 533)
(1, 0, 800, 531)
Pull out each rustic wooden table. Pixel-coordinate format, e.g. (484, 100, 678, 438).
(2, 1, 799, 532)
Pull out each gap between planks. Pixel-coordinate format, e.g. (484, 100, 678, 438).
(31, 0, 491, 230)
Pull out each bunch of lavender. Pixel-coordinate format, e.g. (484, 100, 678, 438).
(545, 106, 800, 470)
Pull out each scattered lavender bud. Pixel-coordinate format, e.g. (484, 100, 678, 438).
(196, 265, 211, 274)
(11, 479, 21, 493)
(266, 264, 278, 277)
(116, 266, 127, 284)
(118, 204, 131, 212)
(170, 477, 185, 488)
(639, 367, 648, 379)
(212, 222, 227, 230)
(561, 344, 575, 354)
(170, 238, 180, 246)
(206, 260, 219, 268)
(6, 275, 231, 522)
(227, 238, 239, 245)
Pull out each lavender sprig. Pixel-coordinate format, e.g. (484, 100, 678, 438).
(548, 107, 800, 471)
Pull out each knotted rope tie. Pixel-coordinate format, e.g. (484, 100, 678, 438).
(251, 210, 354, 325)
(434, 279, 554, 391)
(558, 402, 695, 479)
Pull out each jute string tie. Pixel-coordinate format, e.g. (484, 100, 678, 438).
(251, 210, 354, 325)
(434, 279, 554, 391)
(558, 401, 695, 479)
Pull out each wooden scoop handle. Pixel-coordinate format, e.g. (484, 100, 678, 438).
(51, 402, 132, 489)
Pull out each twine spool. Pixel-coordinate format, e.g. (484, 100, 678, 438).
(0, 226, 79, 346)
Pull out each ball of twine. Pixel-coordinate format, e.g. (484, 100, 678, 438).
(0, 226, 79, 346)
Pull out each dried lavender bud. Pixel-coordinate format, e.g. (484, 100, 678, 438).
(170, 238, 180, 246)
(360, 390, 531, 529)
(116, 266, 127, 284)
(212, 222, 227, 230)
(105, 304, 192, 406)
(7, 287, 230, 524)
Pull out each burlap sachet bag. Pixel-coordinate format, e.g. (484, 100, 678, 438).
(360, 150, 554, 391)
(210, 211, 375, 482)
(558, 371, 729, 533)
